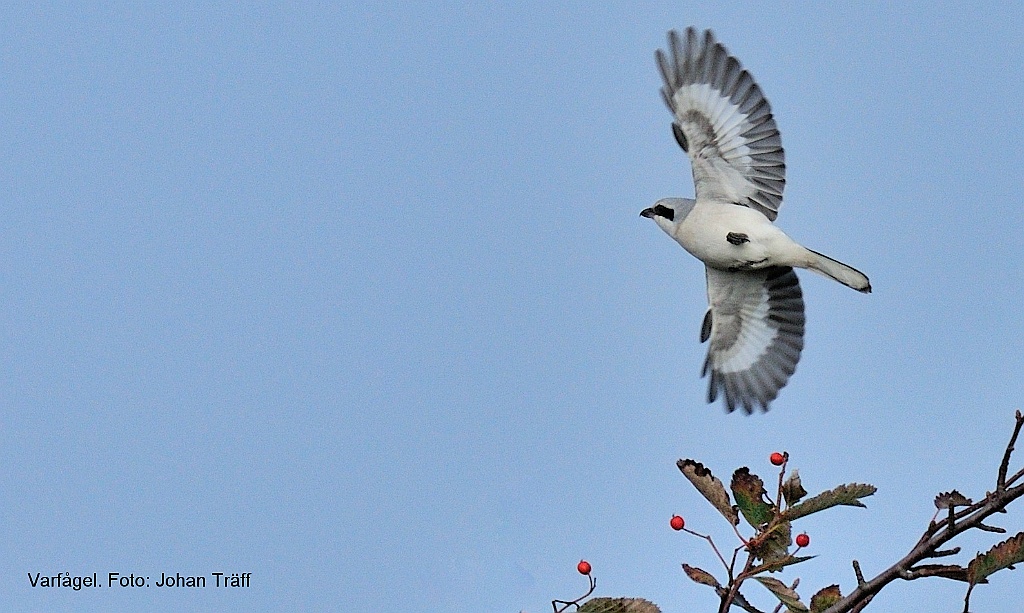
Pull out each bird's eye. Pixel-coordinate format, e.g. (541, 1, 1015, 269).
(653, 204, 675, 221)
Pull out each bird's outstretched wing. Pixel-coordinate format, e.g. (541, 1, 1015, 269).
(702, 266, 804, 413)
(656, 28, 786, 221)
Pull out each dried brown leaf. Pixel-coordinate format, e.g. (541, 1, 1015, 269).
(754, 576, 808, 612)
(934, 490, 971, 509)
(677, 459, 739, 526)
(782, 470, 807, 507)
(750, 520, 791, 565)
(809, 585, 841, 612)
(578, 597, 661, 613)
(682, 564, 720, 588)
(967, 531, 1024, 586)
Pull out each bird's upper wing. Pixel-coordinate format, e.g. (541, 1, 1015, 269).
(656, 28, 786, 221)
(702, 266, 804, 413)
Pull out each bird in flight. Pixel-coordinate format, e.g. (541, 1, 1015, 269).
(641, 28, 871, 413)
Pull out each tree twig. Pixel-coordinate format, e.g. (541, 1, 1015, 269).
(686, 527, 732, 577)
(997, 410, 1024, 490)
(718, 553, 754, 613)
(822, 412, 1024, 613)
(552, 574, 596, 613)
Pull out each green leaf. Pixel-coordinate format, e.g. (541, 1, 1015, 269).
(682, 564, 720, 588)
(754, 576, 808, 612)
(809, 585, 842, 612)
(782, 483, 877, 521)
(731, 467, 774, 528)
(678, 459, 739, 526)
(782, 470, 807, 507)
(967, 531, 1024, 586)
(747, 554, 815, 575)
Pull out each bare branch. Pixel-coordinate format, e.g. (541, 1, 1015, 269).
(551, 598, 573, 612)
(963, 583, 976, 613)
(1006, 466, 1024, 488)
(997, 410, 1024, 490)
(821, 412, 1024, 613)
(773, 455, 788, 510)
(552, 574, 596, 613)
(904, 564, 969, 582)
(931, 547, 961, 558)
(718, 553, 755, 613)
(976, 523, 1007, 534)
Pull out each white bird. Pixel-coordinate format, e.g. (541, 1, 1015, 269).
(641, 28, 870, 413)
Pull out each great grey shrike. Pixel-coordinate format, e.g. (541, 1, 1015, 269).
(641, 28, 870, 414)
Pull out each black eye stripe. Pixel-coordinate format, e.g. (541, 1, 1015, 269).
(653, 204, 674, 221)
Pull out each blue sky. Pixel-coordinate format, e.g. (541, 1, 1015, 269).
(2, 2, 1024, 612)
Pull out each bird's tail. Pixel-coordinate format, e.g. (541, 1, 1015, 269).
(803, 249, 871, 293)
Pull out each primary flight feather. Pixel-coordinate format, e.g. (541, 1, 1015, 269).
(641, 28, 870, 414)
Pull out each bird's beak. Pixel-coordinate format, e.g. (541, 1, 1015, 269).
(639, 207, 655, 218)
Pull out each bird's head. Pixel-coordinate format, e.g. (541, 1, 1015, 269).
(640, 197, 695, 235)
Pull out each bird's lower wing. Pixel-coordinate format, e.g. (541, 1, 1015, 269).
(702, 266, 804, 413)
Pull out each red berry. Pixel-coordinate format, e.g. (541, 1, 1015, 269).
(577, 560, 592, 575)
(670, 515, 685, 531)
(770, 452, 785, 466)
(795, 533, 810, 548)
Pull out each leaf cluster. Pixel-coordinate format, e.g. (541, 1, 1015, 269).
(676, 458, 875, 612)
(560, 412, 1024, 613)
